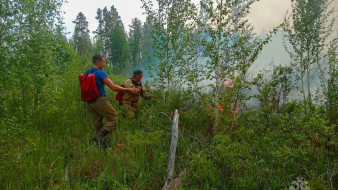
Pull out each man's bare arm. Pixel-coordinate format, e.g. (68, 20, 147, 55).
(103, 78, 138, 94)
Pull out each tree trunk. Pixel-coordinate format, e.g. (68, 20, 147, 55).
(300, 53, 306, 111)
(306, 50, 311, 105)
(316, 46, 327, 93)
(214, 0, 223, 134)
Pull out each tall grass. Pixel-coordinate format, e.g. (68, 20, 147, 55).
(0, 59, 337, 189)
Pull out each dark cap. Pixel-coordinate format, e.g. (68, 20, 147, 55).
(133, 69, 143, 77)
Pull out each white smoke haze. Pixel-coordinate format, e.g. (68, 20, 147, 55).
(248, 0, 291, 34)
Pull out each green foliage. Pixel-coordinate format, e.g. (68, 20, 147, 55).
(252, 65, 294, 115)
(198, 0, 276, 132)
(93, 5, 129, 74)
(110, 23, 131, 74)
(283, 0, 336, 108)
(72, 12, 92, 61)
(1, 57, 337, 189)
(141, 15, 157, 69)
(129, 18, 143, 69)
(185, 100, 337, 189)
(326, 39, 338, 126)
(141, 0, 198, 91)
(0, 0, 337, 189)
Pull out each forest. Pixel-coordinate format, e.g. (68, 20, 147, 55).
(0, 0, 337, 189)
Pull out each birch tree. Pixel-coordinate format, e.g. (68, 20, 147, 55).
(283, 0, 336, 109)
(141, 0, 197, 97)
(200, 0, 269, 132)
(0, 0, 66, 119)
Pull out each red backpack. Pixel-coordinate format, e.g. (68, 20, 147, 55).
(115, 78, 143, 105)
(79, 68, 99, 102)
(115, 84, 125, 105)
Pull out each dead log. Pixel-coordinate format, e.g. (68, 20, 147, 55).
(162, 109, 179, 190)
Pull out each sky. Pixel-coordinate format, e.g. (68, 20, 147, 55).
(61, 0, 146, 38)
(61, 0, 294, 39)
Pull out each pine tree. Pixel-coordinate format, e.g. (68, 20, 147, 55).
(141, 15, 156, 68)
(72, 12, 92, 58)
(129, 18, 143, 69)
(94, 5, 125, 67)
(93, 8, 104, 54)
(111, 23, 130, 74)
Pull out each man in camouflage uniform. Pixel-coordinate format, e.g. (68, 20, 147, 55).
(122, 70, 155, 119)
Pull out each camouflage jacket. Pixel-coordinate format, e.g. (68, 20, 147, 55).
(123, 78, 151, 103)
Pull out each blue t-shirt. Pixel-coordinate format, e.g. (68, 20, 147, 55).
(85, 67, 109, 96)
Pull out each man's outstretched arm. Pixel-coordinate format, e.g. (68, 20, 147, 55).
(103, 77, 138, 94)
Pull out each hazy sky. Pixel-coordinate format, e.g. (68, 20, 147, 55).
(249, 0, 291, 33)
(61, 0, 294, 38)
(61, 0, 146, 38)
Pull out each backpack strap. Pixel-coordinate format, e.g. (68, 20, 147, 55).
(85, 67, 100, 75)
(91, 68, 100, 72)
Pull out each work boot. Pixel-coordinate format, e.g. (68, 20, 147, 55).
(93, 129, 110, 148)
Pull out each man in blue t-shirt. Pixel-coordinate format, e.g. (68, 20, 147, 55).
(86, 54, 138, 148)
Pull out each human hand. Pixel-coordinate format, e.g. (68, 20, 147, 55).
(130, 88, 139, 94)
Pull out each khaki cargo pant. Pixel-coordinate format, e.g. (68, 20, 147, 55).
(87, 96, 118, 132)
(122, 101, 139, 119)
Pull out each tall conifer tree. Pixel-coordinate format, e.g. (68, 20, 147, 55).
(72, 12, 92, 58)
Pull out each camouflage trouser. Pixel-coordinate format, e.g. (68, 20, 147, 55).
(122, 101, 139, 119)
(87, 96, 118, 133)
